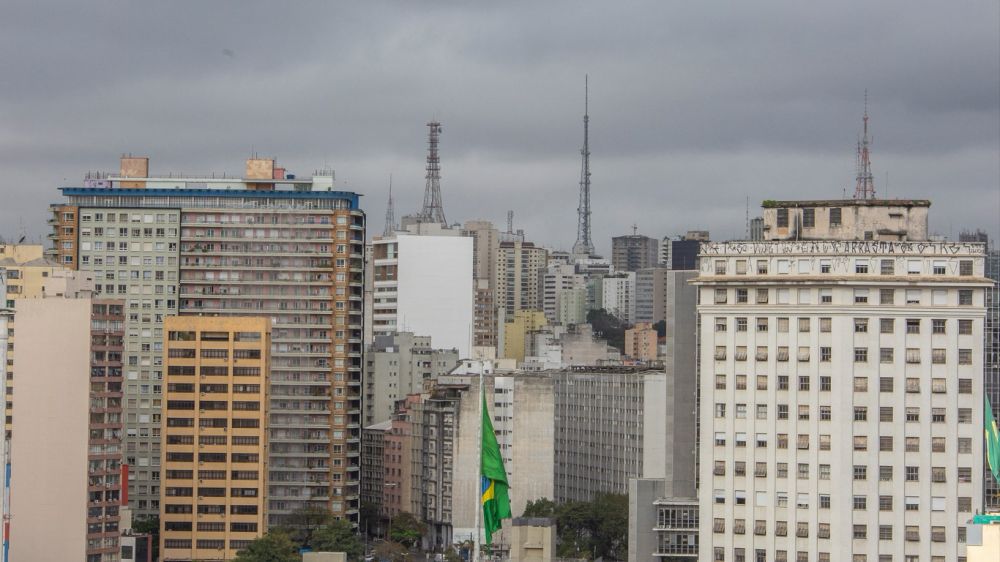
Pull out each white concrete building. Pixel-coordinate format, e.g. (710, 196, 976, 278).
(602, 271, 636, 323)
(371, 233, 474, 357)
(696, 238, 989, 561)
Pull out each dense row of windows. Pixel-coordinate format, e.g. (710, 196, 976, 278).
(714, 286, 975, 306)
(713, 256, 975, 277)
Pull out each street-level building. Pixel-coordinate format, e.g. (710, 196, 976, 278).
(160, 316, 270, 562)
(696, 237, 988, 561)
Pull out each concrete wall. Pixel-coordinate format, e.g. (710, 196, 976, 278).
(10, 297, 91, 562)
(762, 200, 930, 241)
(628, 479, 664, 562)
(396, 235, 474, 357)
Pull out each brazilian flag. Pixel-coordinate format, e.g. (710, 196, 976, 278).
(986, 396, 1000, 485)
(481, 389, 512, 545)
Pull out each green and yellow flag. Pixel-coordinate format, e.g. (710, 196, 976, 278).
(986, 396, 1000, 486)
(481, 389, 511, 545)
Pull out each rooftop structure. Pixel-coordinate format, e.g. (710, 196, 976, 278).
(761, 198, 931, 242)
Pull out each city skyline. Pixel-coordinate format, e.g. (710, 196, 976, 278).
(1, 2, 997, 255)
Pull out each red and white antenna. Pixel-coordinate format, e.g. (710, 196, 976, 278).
(854, 90, 876, 200)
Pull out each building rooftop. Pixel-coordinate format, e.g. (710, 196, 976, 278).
(762, 198, 931, 209)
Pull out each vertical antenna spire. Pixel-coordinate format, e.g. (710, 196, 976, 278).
(572, 75, 595, 257)
(420, 121, 447, 226)
(854, 90, 876, 200)
(383, 174, 396, 237)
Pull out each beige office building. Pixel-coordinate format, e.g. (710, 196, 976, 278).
(160, 316, 270, 561)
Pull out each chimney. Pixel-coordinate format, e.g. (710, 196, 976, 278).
(119, 155, 149, 188)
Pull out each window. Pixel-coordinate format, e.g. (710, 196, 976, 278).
(756, 289, 768, 304)
(820, 406, 831, 421)
(714, 260, 727, 275)
(906, 290, 921, 304)
(715, 346, 727, 360)
(819, 494, 831, 508)
(854, 465, 867, 480)
(931, 466, 946, 481)
(777, 317, 789, 332)
(854, 347, 868, 362)
(880, 318, 894, 333)
(714, 432, 726, 446)
(803, 208, 815, 228)
(854, 436, 867, 451)
(776, 208, 789, 227)
(906, 348, 921, 364)
(959, 348, 973, 364)
(879, 407, 893, 422)
(820, 376, 831, 391)
(904, 496, 919, 511)
(778, 375, 789, 390)
(829, 207, 841, 225)
(959, 289, 973, 305)
(820, 289, 832, 303)
(755, 462, 767, 477)
(820, 259, 831, 273)
(932, 319, 946, 333)
(879, 526, 893, 540)
(932, 348, 946, 364)
(715, 375, 726, 389)
(933, 261, 947, 275)
(737, 289, 748, 303)
(756, 317, 768, 332)
(736, 346, 748, 360)
(960, 260, 973, 275)
(736, 317, 748, 331)
(818, 464, 830, 480)
(855, 260, 869, 273)
(932, 408, 946, 422)
(854, 406, 868, 421)
(881, 377, 894, 392)
(756, 375, 768, 390)
(959, 319, 973, 334)
(959, 438, 972, 454)
(797, 435, 809, 451)
(854, 289, 869, 304)
(756, 404, 767, 419)
(906, 466, 919, 481)
(879, 466, 893, 481)
(853, 495, 867, 510)
(879, 436, 893, 451)
(958, 467, 972, 482)
(715, 318, 727, 332)
(798, 404, 810, 419)
(906, 318, 920, 333)
(714, 461, 726, 476)
(854, 318, 868, 332)
(820, 317, 831, 332)
(907, 260, 921, 274)
(758, 346, 770, 361)
(733, 518, 745, 535)
(736, 259, 747, 274)
(853, 525, 867, 539)
(777, 434, 788, 449)
(853, 377, 868, 392)
(958, 408, 972, 423)
(931, 378, 947, 393)
(715, 404, 726, 418)
(880, 259, 894, 275)
(879, 496, 892, 511)
(715, 289, 728, 304)
(879, 348, 894, 363)
(757, 260, 769, 274)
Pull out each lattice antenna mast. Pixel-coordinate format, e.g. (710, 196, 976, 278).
(383, 174, 396, 237)
(854, 91, 876, 200)
(572, 75, 595, 256)
(421, 121, 447, 226)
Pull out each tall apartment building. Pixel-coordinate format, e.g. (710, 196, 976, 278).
(9, 281, 129, 561)
(463, 221, 501, 350)
(981, 246, 1000, 508)
(0, 244, 79, 434)
(370, 232, 474, 357)
(160, 316, 270, 561)
(495, 240, 547, 318)
(625, 322, 658, 362)
(659, 232, 707, 271)
(541, 263, 586, 324)
(601, 272, 636, 324)
(49, 155, 366, 522)
(363, 332, 459, 426)
(635, 267, 668, 325)
(696, 206, 987, 560)
(612, 234, 659, 272)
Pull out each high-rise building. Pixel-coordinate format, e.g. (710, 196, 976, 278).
(9, 282, 127, 561)
(624, 322, 658, 362)
(981, 245, 1000, 509)
(501, 310, 548, 364)
(659, 232, 707, 271)
(463, 221, 501, 350)
(601, 272, 636, 324)
(541, 263, 586, 324)
(634, 267, 668, 325)
(49, 155, 365, 523)
(495, 240, 547, 318)
(612, 234, 659, 272)
(370, 231, 474, 357)
(363, 332, 459, 426)
(696, 201, 987, 560)
(160, 316, 270, 561)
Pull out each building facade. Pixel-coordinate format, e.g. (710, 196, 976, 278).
(601, 272, 636, 324)
(160, 316, 270, 561)
(612, 234, 659, 273)
(49, 155, 365, 522)
(625, 322, 659, 362)
(363, 332, 459, 426)
(371, 233, 474, 357)
(696, 239, 988, 561)
(495, 240, 547, 318)
(982, 246, 1000, 509)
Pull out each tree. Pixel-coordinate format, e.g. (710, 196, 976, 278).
(359, 501, 382, 538)
(586, 309, 627, 352)
(280, 505, 335, 549)
(590, 493, 628, 560)
(374, 540, 408, 562)
(232, 530, 300, 562)
(521, 498, 556, 518)
(388, 512, 426, 549)
(132, 515, 159, 562)
(312, 519, 363, 559)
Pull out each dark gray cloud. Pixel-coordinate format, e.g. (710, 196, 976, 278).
(1, 1, 997, 253)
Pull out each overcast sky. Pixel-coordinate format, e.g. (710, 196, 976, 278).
(2, 2, 997, 254)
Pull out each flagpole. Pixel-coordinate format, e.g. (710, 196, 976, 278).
(473, 368, 484, 562)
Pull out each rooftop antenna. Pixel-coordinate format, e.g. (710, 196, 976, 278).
(420, 121, 447, 226)
(632, 223, 638, 236)
(572, 75, 595, 257)
(853, 90, 876, 200)
(506, 210, 514, 235)
(383, 174, 396, 237)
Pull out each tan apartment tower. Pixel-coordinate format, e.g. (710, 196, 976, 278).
(49, 155, 365, 523)
(160, 316, 270, 561)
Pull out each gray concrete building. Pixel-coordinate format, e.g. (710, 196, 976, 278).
(363, 332, 459, 426)
(612, 234, 659, 273)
